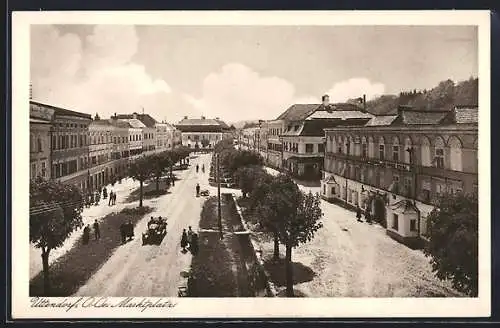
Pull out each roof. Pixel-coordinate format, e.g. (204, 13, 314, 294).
(365, 115, 398, 126)
(108, 119, 132, 128)
(453, 106, 478, 124)
(307, 110, 374, 120)
(323, 175, 338, 184)
(276, 104, 319, 121)
(397, 110, 449, 125)
(176, 118, 222, 126)
(115, 113, 158, 127)
(30, 100, 91, 119)
(119, 118, 147, 128)
(90, 119, 113, 127)
(390, 199, 419, 214)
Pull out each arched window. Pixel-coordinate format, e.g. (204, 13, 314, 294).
(378, 136, 386, 160)
(331, 135, 337, 153)
(344, 136, 350, 155)
(361, 136, 368, 158)
(37, 137, 42, 152)
(434, 136, 445, 169)
(349, 136, 355, 155)
(403, 137, 412, 164)
(448, 136, 463, 171)
(392, 136, 400, 162)
(368, 136, 375, 158)
(420, 136, 431, 166)
(338, 136, 343, 154)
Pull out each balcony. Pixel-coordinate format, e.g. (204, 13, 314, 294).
(325, 152, 412, 172)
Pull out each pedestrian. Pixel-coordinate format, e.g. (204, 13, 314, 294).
(356, 205, 363, 222)
(196, 183, 200, 197)
(83, 225, 90, 245)
(196, 164, 199, 173)
(190, 233, 199, 256)
(181, 229, 188, 252)
(109, 191, 113, 206)
(365, 209, 372, 224)
(103, 187, 107, 199)
(93, 219, 101, 240)
(187, 226, 194, 246)
(95, 191, 100, 205)
(113, 192, 117, 205)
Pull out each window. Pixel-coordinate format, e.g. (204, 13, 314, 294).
(379, 144, 385, 160)
(392, 214, 399, 230)
(345, 140, 350, 155)
(404, 177, 412, 196)
(392, 145, 399, 162)
(41, 162, 46, 178)
(323, 184, 326, 195)
(448, 136, 463, 171)
(318, 143, 325, 153)
(306, 144, 314, 153)
(362, 142, 368, 158)
(37, 138, 42, 152)
(31, 163, 37, 180)
(52, 136, 56, 150)
(435, 148, 444, 168)
(410, 219, 416, 232)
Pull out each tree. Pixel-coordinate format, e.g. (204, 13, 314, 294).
(234, 165, 266, 198)
(151, 152, 171, 192)
(269, 175, 323, 297)
(423, 193, 478, 296)
(30, 178, 84, 294)
(128, 156, 154, 207)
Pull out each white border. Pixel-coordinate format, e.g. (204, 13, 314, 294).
(12, 10, 491, 319)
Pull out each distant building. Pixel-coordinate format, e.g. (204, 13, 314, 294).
(175, 116, 232, 149)
(108, 117, 131, 179)
(115, 113, 158, 156)
(88, 117, 115, 191)
(322, 105, 478, 247)
(155, 122, 175, 152)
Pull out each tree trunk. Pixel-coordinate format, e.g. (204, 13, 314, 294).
(41, 250, 50, 295)
(285, 243, 294, 297)
(273, 232, 280, 260)
(139, 180, 143, 207)
(156, 175, 160, 193)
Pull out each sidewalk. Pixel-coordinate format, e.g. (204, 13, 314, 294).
(29, 178, 139, 279)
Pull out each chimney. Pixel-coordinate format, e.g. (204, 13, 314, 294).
(322, 94, 330, 107)
(201, 116, 206, 120)
(362, 94, 367, 112)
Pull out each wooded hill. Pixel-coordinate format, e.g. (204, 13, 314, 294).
(363, 77, 478, 115)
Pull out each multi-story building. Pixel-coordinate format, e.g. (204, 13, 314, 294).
(108, 118, 131, 179)
(125, 120, 144, 160)
(30, 101, 93, 192)
(321, 106, 478, 247)
(263, 119, 286, 169)
(88, 118, 114, 191)
(155, 122, 174, 153)
(280, 96, 372, 180)
(175, 116, 232, 149)
(172, 128, 182, 148)
(116, 113, 157, 155)
(30, 102, 54, 180)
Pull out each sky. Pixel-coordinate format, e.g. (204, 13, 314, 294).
(30, 25, 477, 124)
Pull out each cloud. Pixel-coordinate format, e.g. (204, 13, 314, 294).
(31, 25, 173, 120)
(183, 63, 317, 122)
(325, 78, 385, 102)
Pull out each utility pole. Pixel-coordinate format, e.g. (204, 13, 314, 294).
(216, 153, 223, 240)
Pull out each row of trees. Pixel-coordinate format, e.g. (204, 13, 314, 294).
(30, 145, 191, 294)
(128, 146, 191, 207)
(213, 140, 324, 297)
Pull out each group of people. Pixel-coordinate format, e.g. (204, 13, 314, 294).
(82, 219, 101, 245)
(356, 205, 372, 224)
(85, 187, 118, 207)
(180, 226, 199, 255)
(120, 220, 134, 244)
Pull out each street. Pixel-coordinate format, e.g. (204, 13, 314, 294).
(75, 153, 213, 297)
